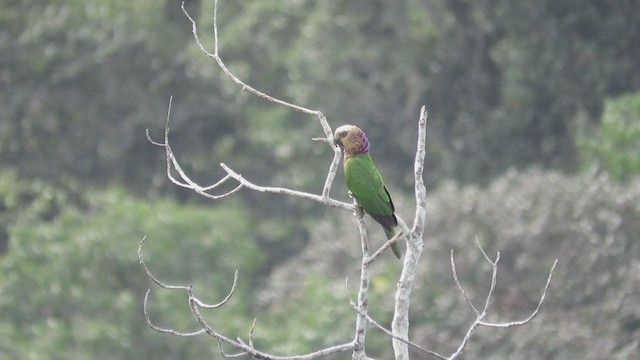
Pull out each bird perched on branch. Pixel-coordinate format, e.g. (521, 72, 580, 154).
(333, 125, 401, 259)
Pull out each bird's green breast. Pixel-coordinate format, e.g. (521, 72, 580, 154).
(344, 154, 393, 217)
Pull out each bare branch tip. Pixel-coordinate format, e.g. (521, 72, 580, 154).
(138, 236, 148, 265)
(249, 318, 257, 347)
(145, 129, 166, 147)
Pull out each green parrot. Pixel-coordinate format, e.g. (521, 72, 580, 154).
(333, 124, 401, 259)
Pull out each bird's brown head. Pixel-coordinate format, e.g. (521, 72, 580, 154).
(333, 125, 370, 157)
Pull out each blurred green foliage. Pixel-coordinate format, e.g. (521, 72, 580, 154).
(1, 0, 639, 358)
(2, 0, 639, 193)
(578, 91, 640, 181)
(0, 171, 263, 358)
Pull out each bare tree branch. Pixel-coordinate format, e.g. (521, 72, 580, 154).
(450, 250, 480, 316)
(346, 296, 447, 360)
(181, 0, 350, 204)
(146, 96, 244, 200)
(365, 231, 404, 265)
(147, 2, 354, 212)
(479, 259, 558, 328)
(391, 106, 429, 360)
(138, 236, 190, 291)
(446, 239, 558, 360)
(181, 0, 343, 203)
(140, 235, 357, 359)
(143, 289, 206, 337)
(219, 163, 353, 211)
(352, 197, 371, 360)
(181, 0, 328, 125)
(411, 106, 429, 235)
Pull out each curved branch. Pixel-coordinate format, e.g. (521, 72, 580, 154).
(149, 2, 350, 210)
(143, 289, 206, 337)
(186, 285, 357, 360)
(479, 259, 558, 328)
(219, 163, 353, 211)
(446, 238, 558, 360)
(180, 0, 330, 131)
(140, 235, 357, 359)
(146, 96, 244, 200)
(140, 236, 239, 340)
(366, 231, 404, 265)
(347, 298, 447, 360)
(147, 98, 351, 210)
(138, 236, 190, 291)
(193, 269, 239, 309)
(450, 250, 479, 316)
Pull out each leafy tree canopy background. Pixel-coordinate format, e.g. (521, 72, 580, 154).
(1, 0, 638, 358)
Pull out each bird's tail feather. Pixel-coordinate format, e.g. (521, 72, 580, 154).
(384, 226, 402, 259)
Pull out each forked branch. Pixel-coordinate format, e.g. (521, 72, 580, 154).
(446, 238, 558, 359)
(146, 0, 354, 212)
(139, 236, 357, 360)
(353, 236, 558, 360)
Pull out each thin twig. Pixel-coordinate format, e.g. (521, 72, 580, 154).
(446, 238, 559, 360)
(182, 0, 325, 119)
(219, 163, 353, 211)
(143, 289, 206, 337)
(450, 250, 479, 316)
(366, 231, 404, 265)
(344, 285, 446, 360)
(138, 236, 190, 291)
(480, 259, 558, 328)
(215, 335, 248, 359)
(192, 269, 239, 309)
(184, 0, 347, 201)
(146, 97, 244, 199)
(148, 1, 353, 209)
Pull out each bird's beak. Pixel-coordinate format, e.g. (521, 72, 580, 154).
(333, 134, 341, 147)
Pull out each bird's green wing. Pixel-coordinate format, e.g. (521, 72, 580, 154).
(344, 155, 397, 228)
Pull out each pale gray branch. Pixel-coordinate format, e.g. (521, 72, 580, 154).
(219, 163, 353, 211)
(345, 292, 446, 360)
(141, 235, 356, 359)
(181, 0, 330, 129)
(143, 289, 206, 337)
(479, 259, 558, 328)
(446, 239, 558, 360)
(138, 236, 190, 291)
(352, 196, 371, 360)
(149, 2, 351, 211)
(391, 106, 429, 360)
(450, 250, 479, 316)
(192, 269, 239, 309)
(411, 106, 428, 236)
(146, 96, 244, 200)
(366, 231, 404, 265)
(183, 0, 343, 200)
